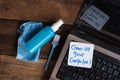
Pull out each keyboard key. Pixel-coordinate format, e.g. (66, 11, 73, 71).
(59, 68, 65, 73)
(118, 67, 120, 71)
(108, 74, 114, 80)
(72, 73, 78, 79)
(61, 63, 67, 69)
(107, 62, 112, 67)
(96, 63, 102, 69)
(114, 77, 120, 80)
(78, 75, 84, 80)
(66, 70, 73, 77)
(78, 68, 84, 74)
(101, 65, 108, 71)
(83, 71, 89, 77)
(91, 68, 96, 73)
(64, 76, 70, 80)
(84, 78, 90, 80)
(101, 78, 106, 80)
(107, 68, 113, 74)
(113, 70, 119, 76)
(102, 60, 107, 65)
(62, 63, 70, 69)
(96, 70, 102, 76)
(95, 76, 101, 80)
(102, 72, 108, 78)
(89, 74, 95, 80)
(97, 58, 102, 62)
(56, 72, 64, 79)
(70, 78, 76, 80)
(72, 67, 78, 72)
(112, 64, 118, 69)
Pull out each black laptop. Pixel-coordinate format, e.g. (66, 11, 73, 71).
(50, 0, 120, 80)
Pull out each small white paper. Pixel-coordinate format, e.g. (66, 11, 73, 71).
(80, 5, 109, 30)
(68, 42, 94, 68)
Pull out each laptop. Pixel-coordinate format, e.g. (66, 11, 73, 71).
(50, 0, 120, 80)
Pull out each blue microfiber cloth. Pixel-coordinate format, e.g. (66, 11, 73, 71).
(16, 21, 43, 62)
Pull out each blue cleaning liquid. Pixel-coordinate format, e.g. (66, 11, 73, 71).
(25, 26, 55, 54)
(25, 19, 64, 54)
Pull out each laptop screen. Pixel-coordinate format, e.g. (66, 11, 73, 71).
(74, 0, 120, 47)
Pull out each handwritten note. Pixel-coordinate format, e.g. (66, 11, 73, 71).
(80, 5, 109, 30)
(68, 42, 94, 68)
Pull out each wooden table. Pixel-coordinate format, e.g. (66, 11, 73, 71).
(0, 0, 83, 80)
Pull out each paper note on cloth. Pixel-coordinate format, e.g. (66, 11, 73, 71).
(68, 42, 94, 68)
(16, 22, 43, 62)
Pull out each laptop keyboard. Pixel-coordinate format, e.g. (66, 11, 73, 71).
(56, 50, 120, 80)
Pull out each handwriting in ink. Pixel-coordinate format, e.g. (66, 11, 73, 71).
(73, 51, 84, 57)
(69, 57, 89, 65)
(71, 44, 83, 50)
(68, 42, 94, 68)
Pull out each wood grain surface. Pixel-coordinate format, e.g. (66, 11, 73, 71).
(0, 0, 83, 25)
(0, 55, 55, 80)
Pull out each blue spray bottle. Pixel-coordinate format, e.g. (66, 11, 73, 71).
(25, 19, 64, 54)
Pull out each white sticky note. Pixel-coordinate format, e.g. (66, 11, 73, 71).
(68, 42, 94, 68)
(80, 5, 109, 30)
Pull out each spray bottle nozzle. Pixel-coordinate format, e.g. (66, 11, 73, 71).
(51, 19, 64, 32)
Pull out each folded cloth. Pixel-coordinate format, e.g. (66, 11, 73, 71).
(16, 22, 43, 62)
